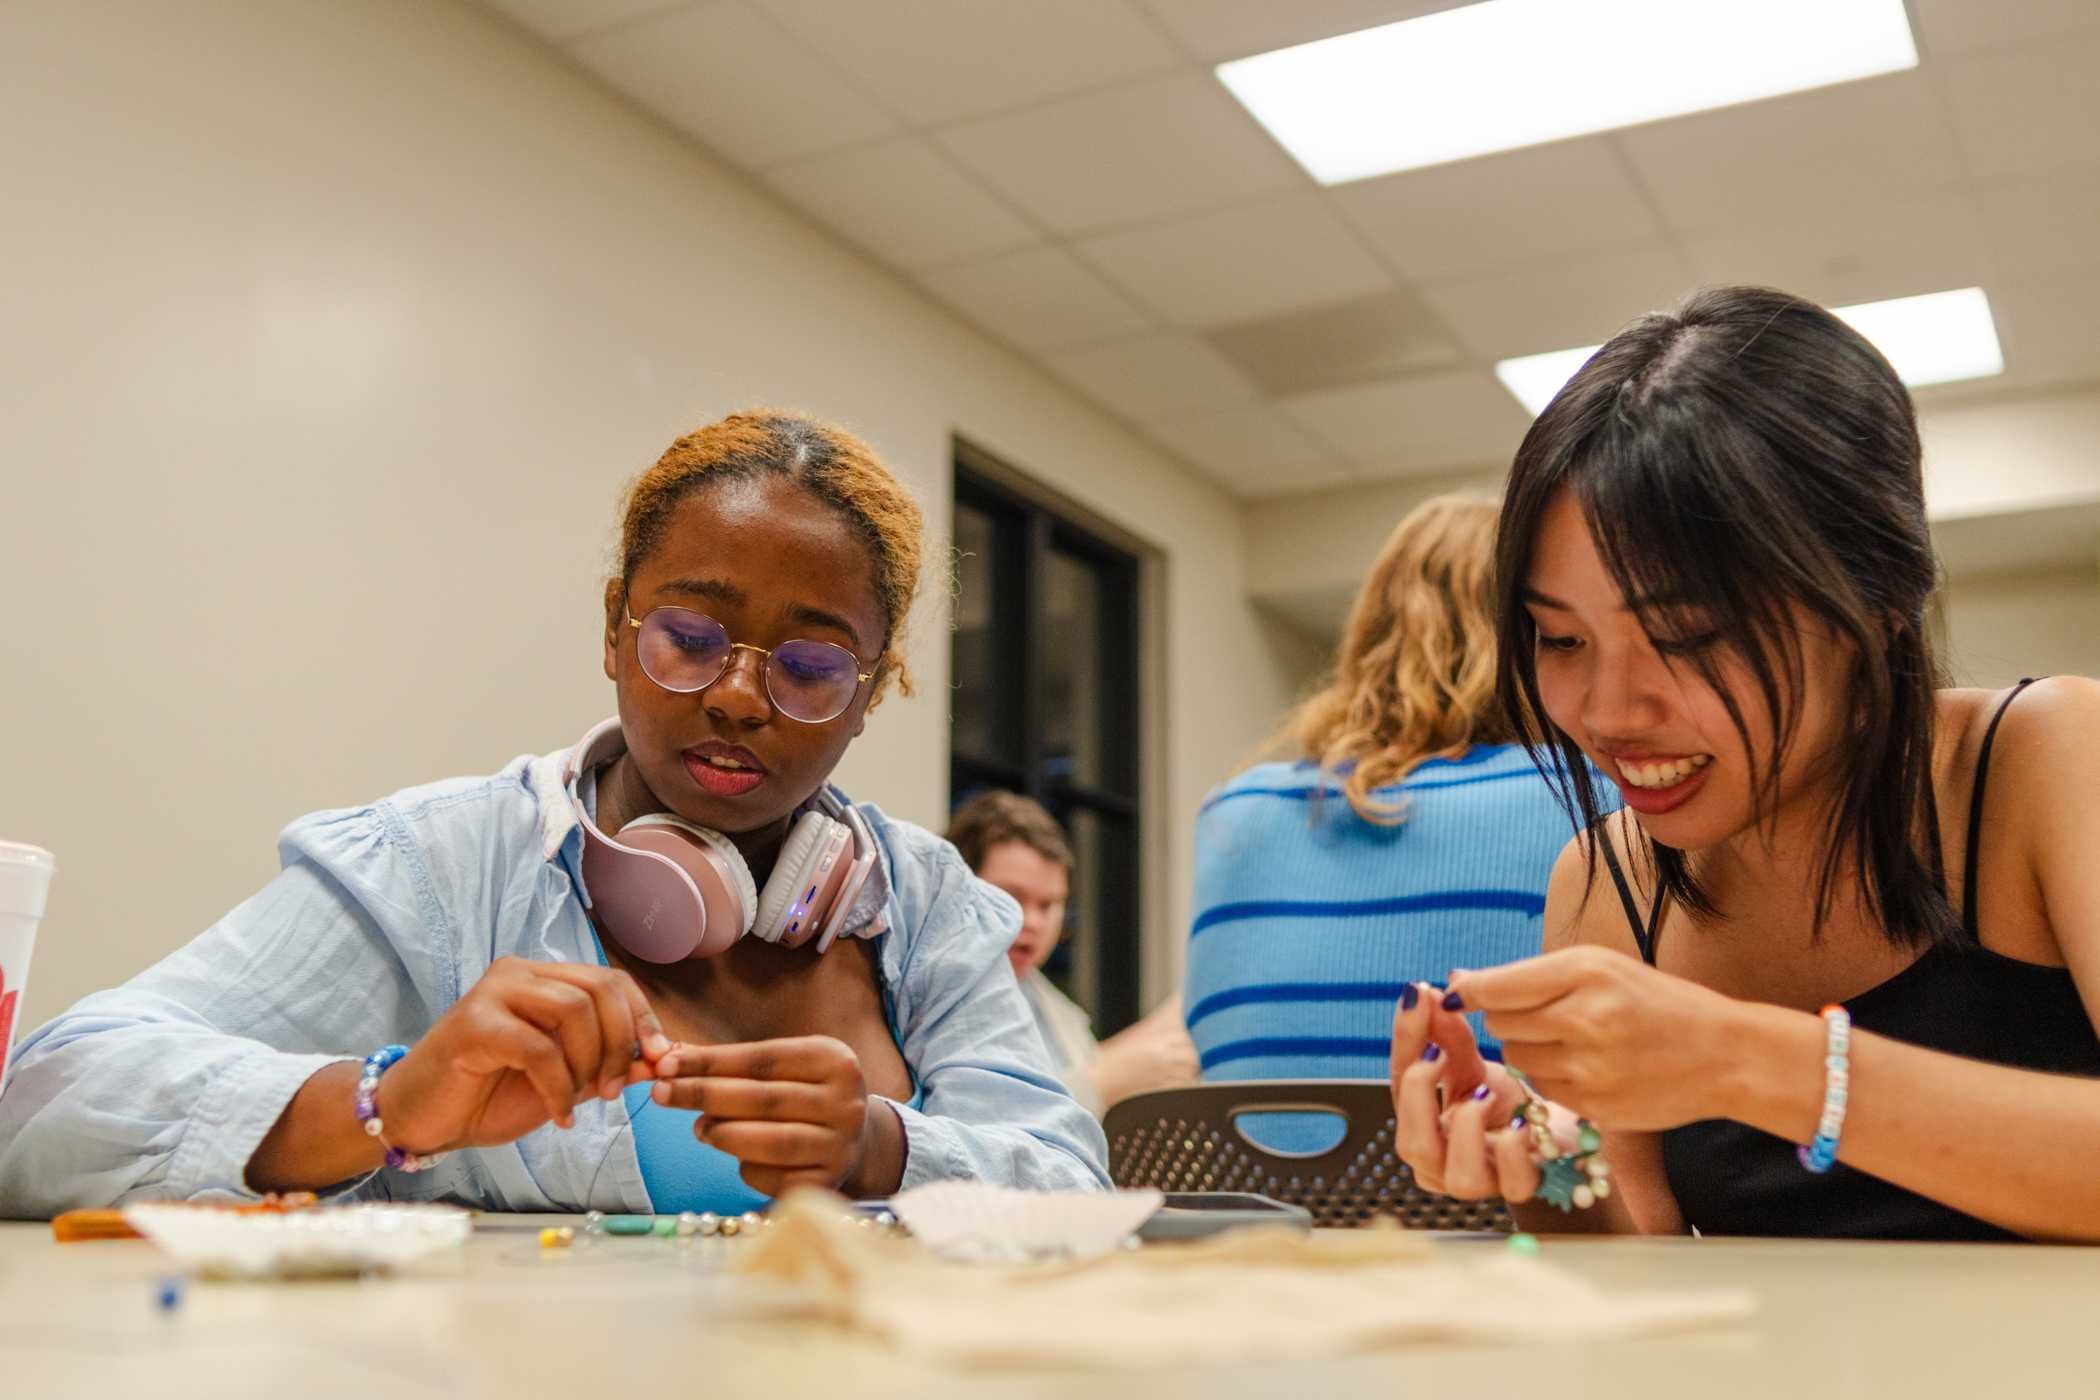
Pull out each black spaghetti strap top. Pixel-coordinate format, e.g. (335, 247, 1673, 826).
(1597, 680, 2100, 1240)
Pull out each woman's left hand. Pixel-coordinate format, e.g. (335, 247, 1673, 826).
(651, 1036, 875, 1196)
(1448, 947, 1749, 1133)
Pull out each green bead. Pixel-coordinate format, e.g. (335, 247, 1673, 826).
(603, 1215, 654, 1235)
(652, 1217, 676, 1237)
(1506, 1232, 1539, 1256)
(1578, 1126, 1603, 1155)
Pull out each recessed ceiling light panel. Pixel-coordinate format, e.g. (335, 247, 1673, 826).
(1219, 0, 1918, 184)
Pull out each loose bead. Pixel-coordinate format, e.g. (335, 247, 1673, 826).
(538, 1227, 574, 1249)
(717, 1217, 741, 1238)
(675, 1212, 700, 1238)
(697, 1212, 720, 1237)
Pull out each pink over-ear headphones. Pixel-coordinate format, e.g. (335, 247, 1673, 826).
(564, 717, 886, 963)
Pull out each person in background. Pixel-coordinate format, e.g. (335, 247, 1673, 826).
(1185, 496, 1603, 1108)
(0, 411, 1106, 1219)
(947, 791, 1197, 1115)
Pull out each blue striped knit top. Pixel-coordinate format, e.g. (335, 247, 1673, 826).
(1185, 745, 1598, 1086)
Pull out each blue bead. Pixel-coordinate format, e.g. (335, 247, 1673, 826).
(155, 1277, 183, 1312)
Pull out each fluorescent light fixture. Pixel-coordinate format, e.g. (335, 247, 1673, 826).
(1217, 0, 1918, 184)
(1494, 345, 1602, 420)
(1494, 288, 2005, 417)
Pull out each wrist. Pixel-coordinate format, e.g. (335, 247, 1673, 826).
(367, 1049, 448, 1161)
(842, 1095, 906, 1198)
(1715, 1001, 1827, 1141)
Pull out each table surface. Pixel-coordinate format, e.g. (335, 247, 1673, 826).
(3, 1215, 2091, 1398)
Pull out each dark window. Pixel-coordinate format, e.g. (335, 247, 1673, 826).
(950, 445, 1142, 1033)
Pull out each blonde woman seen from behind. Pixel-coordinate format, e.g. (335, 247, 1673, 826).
(1184, 498, 1604, 1133)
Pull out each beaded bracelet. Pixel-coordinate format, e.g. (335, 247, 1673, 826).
(1797, 1004, 1851, 1174)
(1509, 1073, 1611, 1211)
(353, 1044, 442, 1174)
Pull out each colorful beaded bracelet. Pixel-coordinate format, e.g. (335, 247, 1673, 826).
(1509, 1073, 1611, 1212)
(1797, 1004, 1851, 1174)
(353, 1044, 442, 1174)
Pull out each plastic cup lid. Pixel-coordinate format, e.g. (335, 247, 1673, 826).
(0, 842, 54, 873)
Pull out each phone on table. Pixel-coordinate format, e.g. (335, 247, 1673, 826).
(1136, 1192, 1312, 1241)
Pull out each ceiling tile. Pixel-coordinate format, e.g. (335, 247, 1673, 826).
(917, 246, 1151, 350)
(1911, 0, 2100, 56)
(1281, 369, 1533, 474)
(1419, 245, 1696, 361)
(1333, 138, 1662, 282)
(1136, 0, 1461, 63)
(936, 72, 1304, 236)
(571, 2, 896, 168)
(1204, 287, 1464, 394)
(1682, 190, 1991, 308)
(1972, 169, 2100, 272)
(1942, 34, 2100, 180)
(1617, 71, 1963, 234)
(1142, 403, 1349, 495)
(755, 0, 1180, 126)
(763, 138, 1039, 270)
(1044, 333, 1259, 420)
(477, 0, 684, 45)
(1076, 194, 1393, 327)
(1980, 265, 2100, 390)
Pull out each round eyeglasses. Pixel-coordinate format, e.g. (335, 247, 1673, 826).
(627, 607, 875, 724)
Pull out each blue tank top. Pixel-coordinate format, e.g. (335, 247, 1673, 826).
(590, 935, 923, 1214)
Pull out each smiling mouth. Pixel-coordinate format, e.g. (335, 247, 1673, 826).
(1616, 754, 1712, 790)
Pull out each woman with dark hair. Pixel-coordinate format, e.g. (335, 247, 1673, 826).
(1390, 287, 2100, 1241)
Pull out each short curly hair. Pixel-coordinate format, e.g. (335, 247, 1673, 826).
(945, 790, 1073, 874)
(606, 410, 925, 704)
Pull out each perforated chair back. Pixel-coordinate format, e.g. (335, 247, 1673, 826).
(1103, 1079, 1509, 1231)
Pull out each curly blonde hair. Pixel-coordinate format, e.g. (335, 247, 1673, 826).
(1270, 495, 1511, 824)
(606, 410, 924, 705)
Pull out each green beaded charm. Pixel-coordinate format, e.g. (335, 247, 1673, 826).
(1536, 1156, 1587, 1212)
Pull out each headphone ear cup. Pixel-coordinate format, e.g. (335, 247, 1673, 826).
(617, 814, 758, 953)
(751, 812, 845, 946)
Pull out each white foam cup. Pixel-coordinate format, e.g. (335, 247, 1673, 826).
(0, 841, 55, 1094)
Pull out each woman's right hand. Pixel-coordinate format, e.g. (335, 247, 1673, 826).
(375, 958, 670, 1153)
(1389, 982, 1547, 1204)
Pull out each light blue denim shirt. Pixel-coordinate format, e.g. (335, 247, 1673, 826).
(0, 737, 1110, 1217)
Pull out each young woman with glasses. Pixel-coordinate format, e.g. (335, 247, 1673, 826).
(1390, 287, 2100, 1241)
(0, 411, 1109, 1217)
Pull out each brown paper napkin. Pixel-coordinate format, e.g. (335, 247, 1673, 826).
(731, 1191, 1755, 1368)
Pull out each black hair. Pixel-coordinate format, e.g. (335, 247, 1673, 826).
(1496, 285, 1958, 950)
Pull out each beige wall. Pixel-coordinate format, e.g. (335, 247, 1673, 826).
(1941, 566, 2100, 689)
(0, 0, 1296, 1030)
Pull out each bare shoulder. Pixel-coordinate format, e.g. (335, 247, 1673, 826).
(1948, 677, 2100, 797)
(1542, 811, 1648, 960)
(1978, 676, 2100, 821)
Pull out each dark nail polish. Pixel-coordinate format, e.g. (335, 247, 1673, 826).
(1441, 991, 1465, 1012)
(1472, 1085, 1491, 1101)
(1400, 983, 1419, 1011)
(1421, 1044, 1442, 1064)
